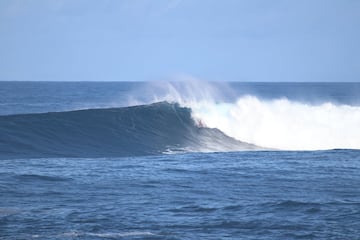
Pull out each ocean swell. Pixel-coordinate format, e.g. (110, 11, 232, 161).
(0, 102, 258, 159)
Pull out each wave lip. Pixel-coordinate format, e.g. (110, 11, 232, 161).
(0, 102, 259, 160)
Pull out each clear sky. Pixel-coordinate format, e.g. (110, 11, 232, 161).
(0, 0, 359, 82)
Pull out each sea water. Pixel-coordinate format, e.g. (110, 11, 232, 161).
(1, 82, 360, 239)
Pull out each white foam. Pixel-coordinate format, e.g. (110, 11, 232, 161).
(189, 96, 360, 150)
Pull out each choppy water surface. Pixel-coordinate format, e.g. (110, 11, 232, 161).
(1, 150, 360, 239)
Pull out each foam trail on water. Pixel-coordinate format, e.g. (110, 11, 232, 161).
(190, 96, 360, 150)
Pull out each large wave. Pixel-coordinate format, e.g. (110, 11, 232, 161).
(0, 102, 258, 159)
(1, 80, 359, 157)
(134, 81, 360, 151)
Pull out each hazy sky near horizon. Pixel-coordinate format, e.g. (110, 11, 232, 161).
(0, 0, 359, 82)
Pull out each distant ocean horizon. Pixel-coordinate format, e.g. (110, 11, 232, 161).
(1, 81, 360, 239)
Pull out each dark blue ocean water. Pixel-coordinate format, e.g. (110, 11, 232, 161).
(1, 82, 360, 239)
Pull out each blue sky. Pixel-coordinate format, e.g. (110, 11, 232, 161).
(0, 0, 359, 81)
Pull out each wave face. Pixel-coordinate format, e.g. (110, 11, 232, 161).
(189, 96, 360, 150)
(0, 102, 258, 159)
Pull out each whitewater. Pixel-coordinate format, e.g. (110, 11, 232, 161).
(135, 81, 360, 151)
(189, 97, 360, 150)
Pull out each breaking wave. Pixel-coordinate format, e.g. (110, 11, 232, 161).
(0, 102, 258, 160)
(1, 80, 359, 158)
(132, 81, 360, 151)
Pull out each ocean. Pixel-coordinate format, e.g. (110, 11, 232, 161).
(0, 81, 360, 239)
